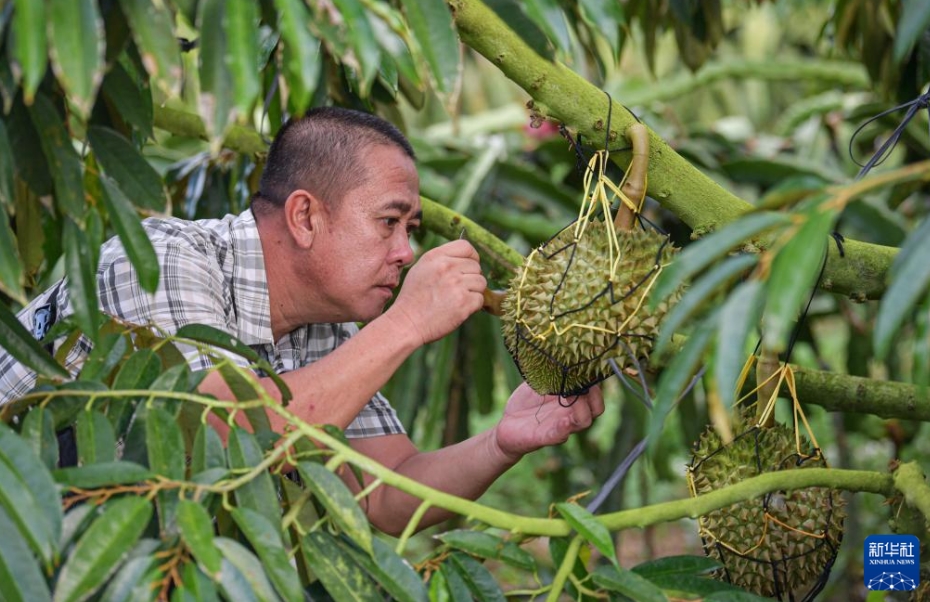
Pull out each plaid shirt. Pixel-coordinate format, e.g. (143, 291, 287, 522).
(0, 209, 405, 438)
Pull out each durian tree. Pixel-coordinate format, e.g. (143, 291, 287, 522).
(0, 0, 928, 600)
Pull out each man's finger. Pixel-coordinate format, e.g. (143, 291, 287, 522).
(443, 239, 481, 261)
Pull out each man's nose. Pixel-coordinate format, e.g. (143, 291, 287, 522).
(392, 235, 415, 266)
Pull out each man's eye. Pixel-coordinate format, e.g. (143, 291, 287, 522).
(382, 217, 399, 228)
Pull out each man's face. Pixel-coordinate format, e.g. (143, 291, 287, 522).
(309, 144, 421, 322)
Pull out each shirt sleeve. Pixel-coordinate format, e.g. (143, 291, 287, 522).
(97, 241, 249, 371)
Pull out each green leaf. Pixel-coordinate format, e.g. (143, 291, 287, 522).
(484, 0, 553, 60)
(47, 0, 104, 120)
(0, 158, 22, 301)
(592, 565, 667, 602)
(647, 310, 718, 455)
(447, 553, 506, 602)
(874, 216, 930, 359)
(54, 461, 153, 488)
(333, 535, 429, 602)
(231, 508, 303, 602)
(79, 333, 128, 382)
(11, 0, 47, 103)
(438, 530, 535, 570)
(296, 461, 373, 555)
(0, 302, 68, 379)
(98, 554, 158, 602)
(191, 422, 227, 474)
(54, 496, 153, 602)
(439, 563, 471, 602)
(225, 0, 261, 116)
(175, 324, 260, 362)
(643, 573, 743, 596)
(113, 349, 162, 391)
(331, 0, 381, 96)
(59, 505, 96, 553)
(227, 428, 280, 528)
(76, 409, 117, 465)
(761, 207, 836, 352)
(273, 0, 321, 113)
(177, 500, 222, 578)
(214, 537, 282, 602)
(100, 62, 153, 139)
(654, 253, 757, 356)
(98, 175, 160, 293)
(174, 562, 221, 602)
(29, 93, 85, 220)
(0, 119, 14, 212)
(577, 0, 624, 53)
(703, 591, 773, 602)
(522, 0, 570, 52)
(21, 406, 59, 471)
(300, 531, 381, 601)
(398, 0, 460, 94)
(216, 557, 261, 602)
(197, 0, 235, 144)
(0, 422, 61, 566)
(0, 506, 52, 602)
(894, 0, 930, 61)
(715, 281, 764, 409)
(117, 0, 181, 95)
(62, 218, 99, 339)
(89, 126, 167, 213)
(652, 212, 790, 306)
(554, 502, 616, 564)
(146, 405, 185, 532)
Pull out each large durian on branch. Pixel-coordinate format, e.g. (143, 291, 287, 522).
(688, 417, 846, 599)
(500, 218, 679, 396)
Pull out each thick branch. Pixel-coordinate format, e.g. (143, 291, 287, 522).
(449, 0, 896, 300)
(893, 462, 930, 525)
(790, 366, 930, 421)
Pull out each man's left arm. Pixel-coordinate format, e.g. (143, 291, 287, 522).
(345, 384, 604, 536)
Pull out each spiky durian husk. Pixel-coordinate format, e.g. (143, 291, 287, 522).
(689, 418, 846, 598)
(501, 222, 678, 395)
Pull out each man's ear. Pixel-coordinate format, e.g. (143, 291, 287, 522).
(283, 190, 324, 249)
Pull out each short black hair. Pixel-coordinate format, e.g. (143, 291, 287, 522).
(253, 107, 416, 215)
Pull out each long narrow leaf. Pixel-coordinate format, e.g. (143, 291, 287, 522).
(11, 0, 47, 103)
(214, 537, 281, 602)
(53, 496, 153, 602)
(177, 500, 222, 578)
(29, 94, 85, 220)
(227, 429, 280, 527)
(47, 0, 104, 120)
(554, 502, 616, 564)
(762, 207, 836, 352)
(652, 212, 790, 306)
(98, 173, 161, 291)
(715, 280, 764, 409)
(592, 565, 667, 602)
(874, 217, 930, 359)
(225, 0, 261, 116)
(274, 0, 321, 113)
(62, 218, 99, 339)
(231, 508, 303, 602)
(296, 461, 373, 555)
(397, 0, 459, 94)
(117, 0, 181, 95)
(300, 531, 381, 601)
(0, 506, 52, 602)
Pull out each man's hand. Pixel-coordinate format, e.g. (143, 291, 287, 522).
(491, 383, 605, 461)
(386, 240, 487, 346)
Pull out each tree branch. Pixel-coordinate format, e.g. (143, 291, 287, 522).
(449, 0, 897, 300)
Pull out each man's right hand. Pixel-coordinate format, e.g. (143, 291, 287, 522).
(386, 240, 487, 346)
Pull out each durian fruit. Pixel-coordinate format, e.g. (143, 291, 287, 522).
(688, 414, 846, 598)
(501, 221, 678, 395)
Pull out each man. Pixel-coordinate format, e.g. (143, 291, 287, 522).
(0, 107, 603, 535)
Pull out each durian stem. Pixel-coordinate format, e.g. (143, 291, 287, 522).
(613, 124, 649, 232)
(482, 288, 506, 316)
(892, 462, 930, 528)
(755, 348, 781, 428)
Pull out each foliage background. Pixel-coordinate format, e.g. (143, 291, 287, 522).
(0, 0, 929, 600)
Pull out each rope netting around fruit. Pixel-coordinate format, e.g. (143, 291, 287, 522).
(501, 147, 680, 397)
(686, 360, 847, 601)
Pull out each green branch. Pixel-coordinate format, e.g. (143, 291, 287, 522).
(893, 462, 930, 525)
(614, 58, 869, 108)
(789, 366, 930, 421)
(449, 0, 896, 301)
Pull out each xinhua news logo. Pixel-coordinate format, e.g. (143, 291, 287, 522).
(863, 535, 920, 591)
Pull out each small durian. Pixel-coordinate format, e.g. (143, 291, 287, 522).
(688, 415, 846, 598)
(501, 220, 678, 395)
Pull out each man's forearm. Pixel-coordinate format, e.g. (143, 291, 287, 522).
(201, 310, 420, 441)
(360, 429, 522, 536)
